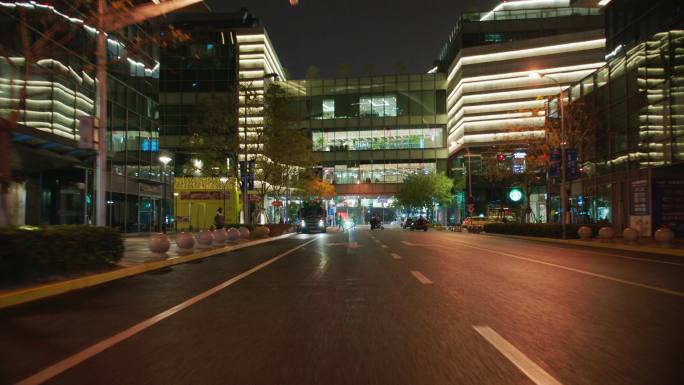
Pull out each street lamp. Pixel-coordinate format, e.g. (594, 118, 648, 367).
(159, 155, 172, 233)
(173, 192, 179, 232)
(529, 72, 568, 239)
(219, 177, 229, 221)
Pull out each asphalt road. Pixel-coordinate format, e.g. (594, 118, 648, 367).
(1, 228, 683, 385)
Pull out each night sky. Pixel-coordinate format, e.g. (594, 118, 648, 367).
(207, 0, 499, 79)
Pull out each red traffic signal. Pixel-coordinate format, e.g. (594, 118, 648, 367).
(496, 154, 506, 162)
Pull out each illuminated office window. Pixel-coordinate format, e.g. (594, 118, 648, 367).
(322, 98, 335, 119)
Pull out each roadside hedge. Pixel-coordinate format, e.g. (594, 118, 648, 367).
(0, 225, 123, 284)
(483, 223, 603, 239)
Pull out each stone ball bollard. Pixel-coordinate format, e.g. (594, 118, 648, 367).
(238, 226, 251, 241)
(196, 229, 215, 248)
(577, 226, 593, 241)
(654, 226, 674, 247)
(213, 228, 228, 245)
(598, 226, 615, 243)
(148, 233, 170, 260)
(175, 232, 195, 255)
(226, 228, 239, 243)
(622, 227, 639, 245)
(254, 226, 270, 238)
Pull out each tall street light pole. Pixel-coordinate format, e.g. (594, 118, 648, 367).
(95, 0, 205, 227)
(173, 192, 179, 232)
(529, 72, 567, 239)
(220, 176, 229, 220)
(159, 155, 172, 233)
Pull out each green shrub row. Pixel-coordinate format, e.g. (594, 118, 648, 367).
(0, 225, 123, 284)
(483, 223, 604, 239)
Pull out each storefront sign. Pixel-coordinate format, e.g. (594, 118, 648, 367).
(652, 179, 684, 237)
(139, 183, 161, 195)
(179, 191, 228, 200)
(630, 180, 649, 215)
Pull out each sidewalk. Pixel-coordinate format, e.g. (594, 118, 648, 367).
(480, 233, 684, 257)
(0, 232, 295, 309)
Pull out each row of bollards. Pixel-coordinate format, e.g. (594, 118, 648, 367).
(148, 227, 258, 260)
(577, 225, 675, 248)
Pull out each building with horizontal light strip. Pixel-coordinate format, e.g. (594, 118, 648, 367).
(556, 0, 684, 236)
(282, 73, 448, 224)
(436, 0, 605, 222)
(1, 1, 170, 230)
(236, 29, 287, 160)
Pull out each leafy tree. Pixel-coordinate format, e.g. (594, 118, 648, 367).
(251, 83, 316, 223)
(506, 96, 601, 222)
(189, 94, 239, 177)
(364, 63, 376, 76)
(396, 172, 453, 221)
(335, 63, 352, 78)
(305, 65, 320, 79)
(300, 176, 335, 200)
(392, 62, 406, 74)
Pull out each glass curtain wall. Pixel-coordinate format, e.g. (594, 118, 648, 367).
(322, 162, 437, 185)
(562, 30, 684, 225)
(313, 127, 444, 151)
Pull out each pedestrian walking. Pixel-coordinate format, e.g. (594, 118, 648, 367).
(214, 208, 225, 229)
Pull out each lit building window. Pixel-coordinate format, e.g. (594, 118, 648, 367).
(322, 98, 335, 119)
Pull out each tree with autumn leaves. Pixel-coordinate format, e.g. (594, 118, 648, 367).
(479, 96, 601, 223)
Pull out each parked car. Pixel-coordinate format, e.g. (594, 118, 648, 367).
(402, 218, 414, 229)
(410, 217, 430, 231)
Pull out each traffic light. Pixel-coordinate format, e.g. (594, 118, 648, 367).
(497, 154, 505, 162)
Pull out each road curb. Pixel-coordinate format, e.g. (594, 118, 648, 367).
(0, 233, 296, 310)
(480, 233, 684, 257)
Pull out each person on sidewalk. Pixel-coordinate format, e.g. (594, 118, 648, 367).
(214, 208, 225, 230)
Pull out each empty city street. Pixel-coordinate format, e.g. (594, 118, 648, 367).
(2, 228, 682, 385)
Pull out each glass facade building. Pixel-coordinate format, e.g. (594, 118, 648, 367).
(560, 29, 684, 235)
(284, 73, 448, 190)
(282, 73, 448, 223)
(0, 2, 168, 232)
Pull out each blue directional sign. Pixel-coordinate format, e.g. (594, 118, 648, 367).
(248, 159, 255, 190)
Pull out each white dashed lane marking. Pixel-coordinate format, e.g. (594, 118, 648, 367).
(410, 271, 433, 284)
(473, 326, 563, 385)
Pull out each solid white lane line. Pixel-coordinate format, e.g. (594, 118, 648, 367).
(391, 253, 402, 260)
(401, 240, 417, 246)
(473, 326, 563, 385)
(15, 238, 317, 385)
(410, 271, 433, 284)
(450, 241, 684, 298)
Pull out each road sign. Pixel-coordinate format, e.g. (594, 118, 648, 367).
(467, 203, 475, 213)
(248, 159, 255, 190)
